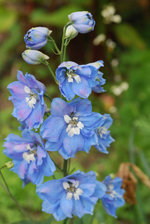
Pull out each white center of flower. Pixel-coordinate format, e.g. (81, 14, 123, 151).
(64, 115, 84, 137)
(22, 144, 36, 164)
(98, 126, 108, 138)
(63, 180, 83, 200)
(24, 86, 38, 108)
(107, 183, 120, 198)
(66, 70, 81, 83)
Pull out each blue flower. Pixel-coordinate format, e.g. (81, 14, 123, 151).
(24, 27, 52, 50)
(94, 114, 114, 154)
(40, 98, 103, 159)
(8, 70, 46, 129)
(36, 170, 106, 221)
(22, 50, 49, 64)
(3, 130, 56, 185)
(68, 11, 95, 33)
(102, 176, 125, 217)
(56, 60, 105, 101)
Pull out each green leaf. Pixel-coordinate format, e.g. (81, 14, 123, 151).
(30, 5, 82, 27)
(114, 23, 146, 49)
(0, 7, 17, 32)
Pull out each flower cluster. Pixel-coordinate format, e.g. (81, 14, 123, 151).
(3, 10, 125, 221)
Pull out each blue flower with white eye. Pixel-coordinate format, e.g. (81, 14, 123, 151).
(56, 60, 105, 101)
(8, 70, 46, 129)
(36, 170, 106, 221)
(94, 114, 114, 154)
(3, 130, 56, 186)
(24, 27, 52, 50)
(102, 176, 125, 217)
(40, 97, 103, 159)
(68, 11, 95, 33)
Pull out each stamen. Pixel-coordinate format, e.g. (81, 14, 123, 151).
(64, 115, 84, 137)
(23, 144, 36, 164)
(66, 70, 81, 83)
(24, 86, 31, 94)
(24, 86, 38, 108)
(63, 181, 83, 201)
(98, 126, 108, 138)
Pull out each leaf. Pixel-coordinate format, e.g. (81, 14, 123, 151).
(114, 23, 146, 49)
(0, 7, 17, 32)
(30, 5, 82, 27)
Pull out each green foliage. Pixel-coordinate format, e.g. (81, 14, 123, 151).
(30, 5, 82, 27)
(114, 23, 146, 49)
(0, 7, 18, 32)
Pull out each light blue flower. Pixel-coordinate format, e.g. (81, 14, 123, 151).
(68, 11, 95, 33)
(24, 27, 52, 50)
(36, 170, 106, 221)
(56, 60, 105, 101)
(102, 176, 125, 217)
(3, 130, 56, 185)
(94, 114, 114, 154)
(8, 70, 46, 129)
(22, 50, 49, 64)
(40, 98, 103, 159)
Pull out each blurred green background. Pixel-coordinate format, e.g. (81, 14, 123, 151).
(0, 0, 150, 223)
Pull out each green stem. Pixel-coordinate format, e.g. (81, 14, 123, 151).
(63, 160, 68, 177)
(0, 170, 32, 220)
(48, 36, 61, 54)
(43, 61, 58, 84)
(60, 22, 72, 62)
(44, 94, 52, 102)
(63, 218, 68, 224)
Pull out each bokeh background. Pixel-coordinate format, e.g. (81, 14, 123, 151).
(0, 0, 150, 223)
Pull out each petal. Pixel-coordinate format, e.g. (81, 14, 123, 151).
(42, 200, 59, 214)
(73, 199, 85, 218)
(11, 160, 28, 180)
(70, 98, 92, 114)
(62, 134, 84, 158)
(51, 98, 73, 116)
(72, 77, 91, 98)
(60, 194, 73, 218)
(60, 80, 75, 101)
(80, 112, 102, 129)
(40, 116, 65, 142)
(36, 180, 63, 203)
(12, 101, 32, 121)
(7, 81, 27, 99)
(81, 197, 95, 214)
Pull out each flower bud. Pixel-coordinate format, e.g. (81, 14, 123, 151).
(24, 27, 52, 50)
(68, 11, 95, 34)
(5, 161, 14, 169)
(65, 25, 78, 39)
(22, 50, 49, 64)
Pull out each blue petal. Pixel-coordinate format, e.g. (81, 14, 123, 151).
(60, 80, 75, 101)
(72, 77, 91, 98)
(36, 180, 64, 203)
(70, 98, 92, 114)
(60, 195, 73, 218)
(73, 199, 85, 218)
(80, 112, 102, 129)
(61, 134, 84, 158)
(41, 116, 65, 142)
(51, 98, 73, 116)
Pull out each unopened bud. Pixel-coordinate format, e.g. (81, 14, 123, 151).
(22, 50, 49, 64)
